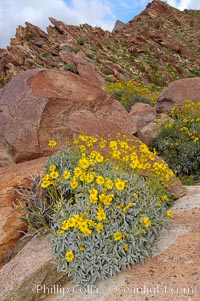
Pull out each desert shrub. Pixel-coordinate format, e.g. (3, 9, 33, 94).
(62, 45, 80, 53)
(41, 50, 53, 58)
(77, 38, 85, 45)
(152, 101, 200, 180)
(105, 75, 114, 83)
(63, 63, 78, 74)
(15, 175, 54, 233)
(104, 81, 159, 111)
(36, 134, 174, 286)
(102, 68, 112, 75)
(15, 134, 175, 286)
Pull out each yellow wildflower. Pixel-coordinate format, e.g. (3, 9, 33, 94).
(41, 180, 51, 188)
(50, 170, 59, 179)
(123, 244, 129, 251)
(57, 230, 64, 235)
(109, 141, 118, 150)
(48, 139, 57, 147)
(49, 165, 56, 172)
(96, 222, 103, 233)
(161, 195, 168, 201)
(115, 178, 126, 191)
(140, 217, 151, 227)
(99, 193, 114, 206)
(104, 178, 114, 190)
(114, 231, 123, 241)
(74, 167, 83, 177)
(111, 150, 121, 159)
(96, 208, 106, 221)
(95, 153, 104, 163)
(79, 145, 86, 151)
(99, 139, 107, 149)
(79, 223, 92, 235)
(96, 176, 105, 185)
(63, 170, 71, 180)
(78, 157, 90, 169)
(61, 220, 69, 231)
(70, 180, 78, 189)
(89, 188, 98, 204)
(167, 210, 173, 217)
(65, 250, 74, 262)
(85, 172, 95, 183)
(68, 217, 76, 228)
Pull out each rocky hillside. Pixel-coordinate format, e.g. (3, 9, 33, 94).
(0, 0, 200, 88)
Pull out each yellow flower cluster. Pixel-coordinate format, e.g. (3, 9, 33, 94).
(44, 133, 174, 262)
(163, 101, 200, 145)
(57, 208, 107, 237)
(104, 80, 159, 106)
(140, 217, 151, 227)
(41, 164, 59, 188)
(60, 214, 96, 236)
(43, 134, 175, 197)
(68, 134, 174, 187)
(171, 100, 200, 119)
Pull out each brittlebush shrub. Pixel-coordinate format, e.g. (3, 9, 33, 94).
(37, 134, 174, 286)
(152, 101, 200, 180)
(104, 81, 159, 111)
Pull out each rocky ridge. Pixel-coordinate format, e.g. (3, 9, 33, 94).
(0, 0, 200, 88)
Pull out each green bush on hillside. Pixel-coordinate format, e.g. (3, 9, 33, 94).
(152, 101, 200, 181)
(105, 81, 159, 111)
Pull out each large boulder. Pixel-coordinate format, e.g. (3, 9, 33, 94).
(0, 234, 66, 301)
(155, 77, 200, 113)
(0, 69, 136, 166)
(129, 102, 157, 129)
(0, 157, 47, 266)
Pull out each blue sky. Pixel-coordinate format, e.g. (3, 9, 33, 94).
(0, 0, 200, 48)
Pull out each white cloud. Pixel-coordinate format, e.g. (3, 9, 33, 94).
(166, 0, 200, 10)
(0, 0, 115, 48)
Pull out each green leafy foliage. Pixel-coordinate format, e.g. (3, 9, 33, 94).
(105, 81, 159, 112)
(152, 101, 200, 180)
